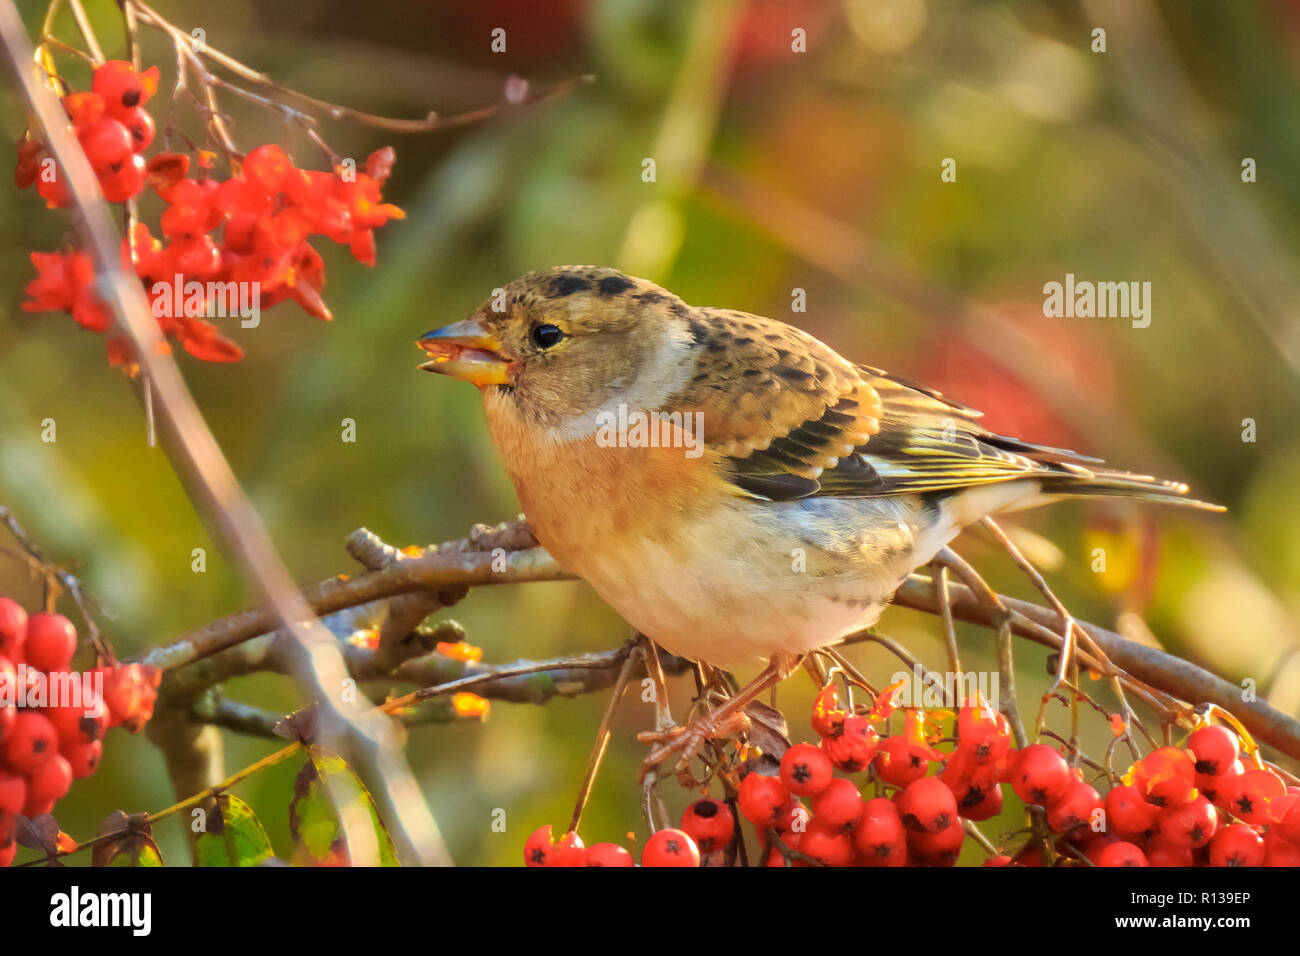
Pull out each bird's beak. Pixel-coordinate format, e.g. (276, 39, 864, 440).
(416, 318, 512, 387)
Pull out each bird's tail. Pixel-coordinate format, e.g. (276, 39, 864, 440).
(974, 432, 1225, 513)
(1037, 465, 1225, 512)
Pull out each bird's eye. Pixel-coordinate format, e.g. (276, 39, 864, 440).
(531, 323, 564, 349)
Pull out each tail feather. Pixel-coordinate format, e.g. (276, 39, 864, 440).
(1038, 464, 1225, 512)
(977, 432, 1224, 512)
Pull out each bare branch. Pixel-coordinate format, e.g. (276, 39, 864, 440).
(152, 516, 1300, 761)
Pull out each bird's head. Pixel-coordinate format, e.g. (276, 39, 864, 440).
(417, 266, 696, 426)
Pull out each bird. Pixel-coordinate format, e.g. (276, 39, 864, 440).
(416, 265, 1219, 767)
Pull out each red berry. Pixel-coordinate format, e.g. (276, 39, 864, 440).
(14, 138, 42, 189)
(1079, 831, 1118, 862)
(897, 775, 958, 834)
(45, 673, 105, 746)
(852, 796, 907, 866)
(0, 815, 14, 867)
(810, 682, 846, 738)
(799, 822, 854, 866)
(119, 106, 155, 152)
(1133, 747, 1197, 807)
(1106, 783, 1161, 839)
(0, 772, 25, 815)
(62, 91, 105, 127)
(954, 773, 1003, 821)
(0, 599, 26, 660)
(583, 842, 633, 867)
(3, 711, 57, 773)
(61, 739, 101, 779)
(92, 60, 159, 114)
(1158, 795, 1218, 849)
(1187, 725, 1239, 777)
(1227, 769, 1294, 826)
(36, 165, 72, 208)
(1208, 823, 1265, 867)
(810, 777, 864, 832)
(98, 662, 161, 732)
(78, 118, 133, 170)
(1144, 837, 1195, 867)
(982, 854, 1014, 867)
(737, 772, 793, 827)
(160, 195, 210, 240)
(942, 747, 1004, 820)
(909, 819, 964, 866)
(23, 753, 72, 816)
(24, 613, 77, 672)
(957, 698, 1011, 765)
(1012, 843, 1045, 867)
(773, 798, 806, 834)
(680, 798, 734, 853)
(0, 655, 17, 741)
(523, 824, 555, 866)
(1046, 780, 1102, 833)
(820, 715, 879, 772)
(1276, 787, 1300, 844)
(1094, 841, 1148, 867)
(243, 145, 294, 195)
(170, 236, 222, 276)
(780, 743, 834, 796)
(641, 828, 699, 867)
(1264, 831, 1300, 867)
(1196, 763, 1242, 806)
(548, 830, 586, 867)
(1009, 744, 1072, 807)
(99, 152, 146, 203)
(873, 734, 930, 788)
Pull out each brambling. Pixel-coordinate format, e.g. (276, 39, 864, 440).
(417, 266, 1216, 757)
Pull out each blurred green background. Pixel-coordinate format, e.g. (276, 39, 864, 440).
(1, 0, 1298, 865)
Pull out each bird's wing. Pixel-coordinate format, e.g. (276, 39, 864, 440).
(667, 308, 1109, 502)
(812, 366, 1092, 499)
(666, 308, 883, 501)
(817, 370, 1213, 508)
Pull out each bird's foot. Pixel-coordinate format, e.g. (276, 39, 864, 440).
(638, 709, 750, 786)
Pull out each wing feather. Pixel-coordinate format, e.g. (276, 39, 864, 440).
(668, 308, 1208, 508)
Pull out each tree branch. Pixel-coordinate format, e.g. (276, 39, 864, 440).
(891, 574, 1300, 761)
(143, 523, 566, 673)
(156, 521, 1300, 762)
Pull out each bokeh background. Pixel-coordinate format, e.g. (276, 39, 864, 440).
(1, 0, 1298, 865)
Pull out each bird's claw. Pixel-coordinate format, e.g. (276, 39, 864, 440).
(638, 710, 750, 784)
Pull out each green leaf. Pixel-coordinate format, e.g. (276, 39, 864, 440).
(194, 794, 275, 867)
(289, 749, 399, 866)
(92, 811, 164, 867)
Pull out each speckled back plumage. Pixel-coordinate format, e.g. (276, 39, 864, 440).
(667, 308, 881, 464)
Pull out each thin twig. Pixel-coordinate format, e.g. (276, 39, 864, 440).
(569, 644, 641, 834)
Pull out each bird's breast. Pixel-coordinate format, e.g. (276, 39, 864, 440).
(482, 391, 720, 571)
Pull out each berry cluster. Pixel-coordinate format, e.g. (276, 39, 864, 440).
(1079, 731, 1300, 868)
(521, 679, 1299, 867)
(521, 800, 737, 868)
(739, 685, 1299, 867)
(17, 60, 404, 369)
(16, 60, 159, 209)
(0, 596, 161, 867)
